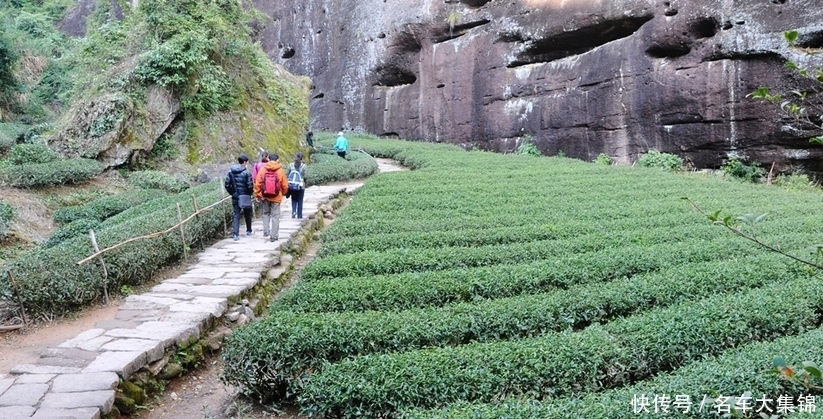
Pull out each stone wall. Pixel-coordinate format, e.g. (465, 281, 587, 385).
(254, 0, 823, 172)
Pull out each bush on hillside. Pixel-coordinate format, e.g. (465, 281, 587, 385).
(44, 218, 101, 248)
(594, 153, 611, 165)
(722, 157, 765, 182)
(53, 189, 167, 224)
(0, 158, 104, 188)
(636, 149, 683, 171)
(126, 170, 189, 193)
(0, 201, 12, 239)
(306, 149, 379, 186)
(7, 143, 61, 165)
(0, 123, 26, 152)
(0, 181, 230, 317)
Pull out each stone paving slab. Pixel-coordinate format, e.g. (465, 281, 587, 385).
(50, 373, 118, 394)
(39, 391, 114, 411)
(9, 366, 80, 376)
(0, 167, 399, 418)
(0, 406, 36, 418)
(82, 351, 146, 378)
(30, 407, 100, 419)
(14, 375, 55, 385)
(0, 383, 49, 406)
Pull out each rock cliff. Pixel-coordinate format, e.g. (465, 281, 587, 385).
(255, 0, 823, 172)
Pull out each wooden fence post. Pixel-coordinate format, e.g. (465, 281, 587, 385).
(176, 203, 188, 262)
(220, 182, 227, 237)
(88, 229, 109, 305)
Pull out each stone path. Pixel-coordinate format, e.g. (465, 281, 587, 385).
(0, 158, 403, 419)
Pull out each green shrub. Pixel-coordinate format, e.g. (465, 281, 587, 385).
(126, 170, 189, 193)
(0, 181, 230, 316)
(298, 279, 823, 417)
(305, 149, 379, 185)
(722, 157, 766, 182)
(225, 254, 804, 402)
(0, 123, 26, 152)
(0, 158, 104, 188)
(593, 152, 611, 165)
(7, 143, 61, 165)
(53, 189, 167, 224)
(636, 149, 683, 171)
(773, 172, 818, 192)
(515, 136, 540, 156)
(0, 201, 12, 239)
(405, 326, 823, 418)
(44, 218, 101, 248)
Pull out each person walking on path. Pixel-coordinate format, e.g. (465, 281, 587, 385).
(225, 154, 254, 241)
(334, 131, 348, 159)
(287, 152, 307, 219)
(253, 152, 289, 241)
(252, 150, 269, 181)
(305, 131, 315, 149)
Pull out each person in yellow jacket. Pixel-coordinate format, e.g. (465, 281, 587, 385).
(253, 152, 289, 242)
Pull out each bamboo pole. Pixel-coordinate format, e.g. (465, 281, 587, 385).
(176, 203, 188, 262)
(76, 195, 230, 265)
(191, 195, 200, 219)
(7, 270, 28, 327)
(88, 229, 109, 305)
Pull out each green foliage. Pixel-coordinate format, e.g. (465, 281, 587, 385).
(44, 218, 100, 248)
(0, 158, 104, 188)
(226, 253, 805, 402)
(305, 148, 379, 186)
(6, 143, 60, 165)
(126, 170, 189, 193)
(405, 326, 823, 418)
(773, 172, 818, 192)
(0, 123, 26, 151)
(0, 181, 230, 317)
(636, 149, 683, 171)
(299, 279, 823, 417)
(593, 152, 611, 165)
(220, 137, 823, 415)
(0, 200, 13, 239)
(53, 189, 167, 224)
(721, 157, 765, 182)
(147, 133, 179, 162)
(515, 136, 540, 156)
(0, 27, 18, 106)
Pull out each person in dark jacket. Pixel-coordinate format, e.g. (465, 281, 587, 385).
(224, 154, 254, 240)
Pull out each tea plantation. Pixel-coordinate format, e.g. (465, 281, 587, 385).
(222, 135, 823, 418)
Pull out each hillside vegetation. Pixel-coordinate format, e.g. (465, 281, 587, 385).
(222, 135, 823, 418)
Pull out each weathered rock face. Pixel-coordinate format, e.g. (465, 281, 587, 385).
(255, 0, 823, 172)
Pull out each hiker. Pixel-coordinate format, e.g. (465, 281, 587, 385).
(305, 131, 314, 149)
(287, 152, 307, 219)
(252, 150, 269, 181)
(253, 152, 289, 242)
(224, 154, 254, 241)
(334, 131, 348, 159)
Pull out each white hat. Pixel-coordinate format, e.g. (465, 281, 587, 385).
(337, 131, 343, 136)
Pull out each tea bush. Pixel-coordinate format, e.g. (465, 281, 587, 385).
(305, 149, 378, 186)
(0, 201, 12, 239)
(44, 218, 101, 248)
(636, 149, 683, 171)
(126, 170, 189, 193)
(0, 181, 230, 316)
(53, 189, 167, 224)
(7, 143, 61, 165)
(0, 158, 104, 188)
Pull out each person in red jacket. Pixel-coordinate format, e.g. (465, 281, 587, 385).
(253, 152, 289, 242)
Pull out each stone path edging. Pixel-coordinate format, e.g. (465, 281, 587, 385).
(0, 158, 403, 419)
